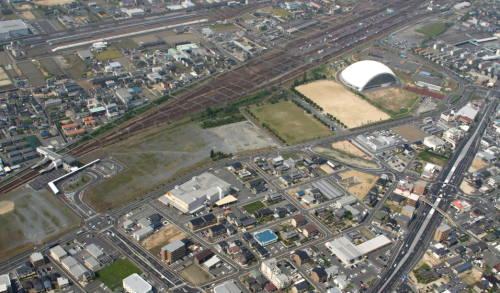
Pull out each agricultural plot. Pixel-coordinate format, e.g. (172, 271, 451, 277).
(295, 80, 390, 128)
(248, 100, 331, 144)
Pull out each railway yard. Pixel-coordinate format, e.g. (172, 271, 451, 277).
(0, 0, 499, 293)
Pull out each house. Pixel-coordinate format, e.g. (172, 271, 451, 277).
(291, 250, 310, 266)
(310, 267, 328, 283)
(302, 223, 319, 238)
(291, 215, 307, 227)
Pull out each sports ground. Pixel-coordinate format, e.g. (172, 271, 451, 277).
(248, 100, 331, 144)
(295, 80, 390, 128)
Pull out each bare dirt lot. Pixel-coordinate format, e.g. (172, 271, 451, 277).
(338, 169, 379, 200)
(313, 146, 379, 169)
(85, 120, 276, 212)
(142, 224, 185, 255)
(207, 121, 278, 153)
(364, 87, 419, 116)
(0, 188, 80, 261)
(468, 157, 489, 172)
(0, 201, 14, 215)
(180, 264, 213, 285)
(392, 124, 427, 143)
(331, 140, 371, 160)
(295, 80, 390, 128)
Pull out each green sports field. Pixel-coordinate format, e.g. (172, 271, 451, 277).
(96, 259, 141, 290)
(248, 101, 331, 145)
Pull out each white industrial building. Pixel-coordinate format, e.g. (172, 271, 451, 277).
(0, 274, 11, 293)
(213, 280, 242, 293)
(162, 172, 232, 213)
(260, 258, 291, 289)
(339, 60, 397, 91)
(123, 273, 153, 293)
(133, 226, 154, 241)
(0, 20, 30, 41)
(423, 135, 447, 151)
(325, 235, 392, 265)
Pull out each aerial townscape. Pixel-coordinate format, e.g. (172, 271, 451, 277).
(0, 0, 499, 292)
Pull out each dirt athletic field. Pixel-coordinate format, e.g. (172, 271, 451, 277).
(295, 80, 390, 128)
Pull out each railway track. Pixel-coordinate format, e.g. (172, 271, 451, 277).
(69, 0, 423, 157)
(0, 0, 427, 193)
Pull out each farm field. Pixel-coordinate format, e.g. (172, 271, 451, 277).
(0, 187, 80, 261)
(339, 170, 379, 200)
(96, 259, 141, 291)
(364, 87, 419, 116)
(248, 100, 331, 144)
(295, 80, 390, 128)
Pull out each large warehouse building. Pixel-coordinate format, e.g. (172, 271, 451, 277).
(339, 60, 397, 92)
(0, 20, 30, 41)
(161, 172, 232, 214)
(325, 234, 392, 265)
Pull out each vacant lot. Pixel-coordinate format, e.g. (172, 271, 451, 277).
(364, 87, 419, 116)
(0, 188, 80, 261)
(468, 157, 488, 172)
(313, 146, 379, 169)
(418, 150, 448, 167)
(248, 100, 331, 144)
(180, 264, 212, 285)
(142, 224, 185, 255)
(331, 140, 370, 160)
(295, 80, 390, 128)
(85, 120, 274, 212)
(96, 259, 141, 291)
(94, 47, 122, 61)
(339, 170, 379, 200)
(0, 67, 12, 88)
(243, 200, 265, 214)
(207, 121, 278, 153)
(392, 124, 427, 143)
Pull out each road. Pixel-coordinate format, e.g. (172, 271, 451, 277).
(372, 94, 497, 292)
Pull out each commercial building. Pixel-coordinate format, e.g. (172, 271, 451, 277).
(434, 223, 451, 242)
(133, 226, 154, 241)
(339, 60, 397, 91)
(253, 229, 278, 246)
(423, 135, 446, 151)
(325, 235, 392, 265)
(0, 274, 11, 293)
(213, 280, 242, 293)
(0, 20, 30, 41)
(123, 273, 153, 293)
(49, 245, 68, 262)
(30, 252, 45, 267)
(160, 240, 186, 264)
(162, 172, 232, 213)
(260, 259, 291, 289)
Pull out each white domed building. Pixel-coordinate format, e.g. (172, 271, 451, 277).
(339, 60, 397, 92)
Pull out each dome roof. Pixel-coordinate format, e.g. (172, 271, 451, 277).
(340, 60, 396, 91)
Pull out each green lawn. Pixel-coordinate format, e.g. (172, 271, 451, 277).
(243, 200, 265, 214)
(94, 47, 123, 61)
(416, 22, 450, 39)
(418, 150, 448, 166)
(96, 259, 141, 291)
(248, 100, 331, 145)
